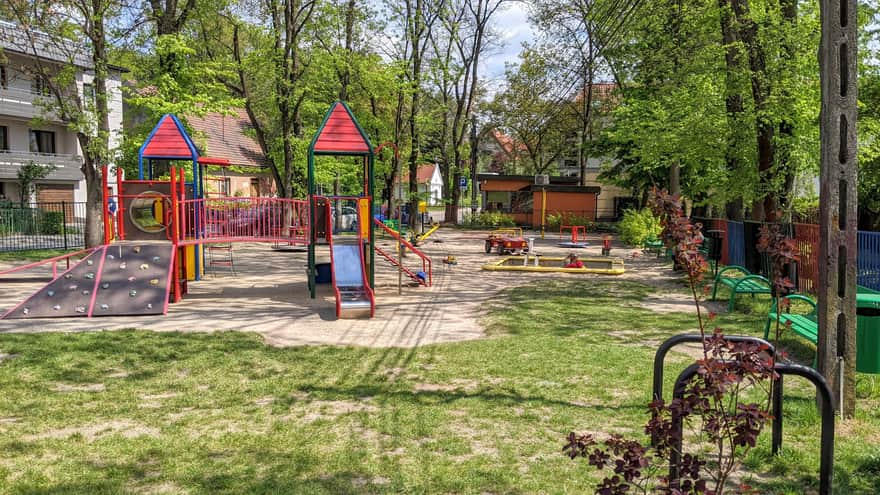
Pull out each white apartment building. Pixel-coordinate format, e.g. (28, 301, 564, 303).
(0, 21, 124, 206)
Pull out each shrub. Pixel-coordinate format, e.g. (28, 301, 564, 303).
(617, 208, 661, 246)
(546, 212, 596, 231)
(39, 211, 64, 235)
(462, 211, 516, 227)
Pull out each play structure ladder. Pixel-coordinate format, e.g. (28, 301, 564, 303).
(2, 242, 176, 319)
(373, 218, 432, 287)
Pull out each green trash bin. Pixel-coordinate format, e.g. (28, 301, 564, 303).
(856, 293, 880, 374)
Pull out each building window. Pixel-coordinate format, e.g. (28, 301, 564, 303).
(0, 65, 7, 89)
(0, 126, 8, 151)
(31, 74, 50, 96)
(29, 130, 56, 154)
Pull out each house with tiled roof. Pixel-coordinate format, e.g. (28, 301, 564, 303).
(186, 109, 274, 197)
(393, 163, 443, 205)
(477, 129, 526, 174)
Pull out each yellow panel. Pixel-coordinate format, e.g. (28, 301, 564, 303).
(359, 198, 370, 241)
(184, 245, 204, 280)
(481, 256, 625, 275)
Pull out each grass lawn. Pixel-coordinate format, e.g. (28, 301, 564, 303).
(0, 279, 878, 494)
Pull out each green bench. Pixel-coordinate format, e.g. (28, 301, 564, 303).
(644, 238, 664, 257)
(710, 265, 772, 311)
(764, 294, 818, 366)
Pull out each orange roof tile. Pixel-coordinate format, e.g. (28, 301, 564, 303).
(186, 109, 267, 168)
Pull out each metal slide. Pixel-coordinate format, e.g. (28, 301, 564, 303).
(330, 240, 375, 319)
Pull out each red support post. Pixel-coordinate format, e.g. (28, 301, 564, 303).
(102, 165, 111, 245)
(116, 167, 126, 241)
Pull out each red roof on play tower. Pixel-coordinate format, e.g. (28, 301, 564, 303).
(140, 114, 198, 159)
(311, 102, 372, 154)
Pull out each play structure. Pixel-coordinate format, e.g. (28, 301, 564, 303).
(559, 225, 589, 248)
(1, 102, 431, 321)
(481, 255, 625, 275)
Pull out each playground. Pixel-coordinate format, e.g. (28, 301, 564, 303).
(0, 103, 878, 493)
(0, 231, 878, 493)
(0, 229, 659, 346)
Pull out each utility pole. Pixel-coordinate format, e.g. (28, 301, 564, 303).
(470, 114, 479, 216)
(817, 0, 858, 418)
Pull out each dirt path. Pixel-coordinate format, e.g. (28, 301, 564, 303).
(0, 229, 687, 347)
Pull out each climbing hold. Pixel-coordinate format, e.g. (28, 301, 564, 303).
(84, 272, 95, 280)
(100, 304, 109, 310)
(120, 262, 126, 269)
(82, 290, 90, 296)
(108, 254, 115, 260)
(75, 306, 86, 313)
(101, 283, 110, 289)
(52, 305, 60, 311)
(64, 274, 72, 279)
(86, 259, 93, 266)
(139, 263, 149, 270)
(150, 278, 159, 286)
(129, 290, 137, 297)
(128, 276, 136, 282)
(47, 290, 55, 297)
(22, 308, 29, 315)
(146, 303, 153, 309)
(152, 256, 160, 262)
(133, 246, 141, 253)
(68, 284, 78, 291)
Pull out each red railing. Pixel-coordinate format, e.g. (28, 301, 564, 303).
(373, 218, 432, 286)
(176, 197, 310, 246)
(0, 247, 97, 278)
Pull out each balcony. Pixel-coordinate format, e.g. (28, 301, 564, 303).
(0, 150, 83, 181)
(0, 86, 59, 121)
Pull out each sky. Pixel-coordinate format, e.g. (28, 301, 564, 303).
(480, 2, 535, 93)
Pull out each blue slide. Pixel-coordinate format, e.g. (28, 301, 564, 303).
(330, 240, 375, 319)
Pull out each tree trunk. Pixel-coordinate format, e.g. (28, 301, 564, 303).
(730, 0, 774, 222)
(718, 0, 746, 221)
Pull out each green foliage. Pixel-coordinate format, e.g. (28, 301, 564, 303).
(462, 211, 516, 227)
(39, 211, 64, 235)
(617, 208, 662, 247)
(545, 212, 595, 231)
(16, 162, 56, 206)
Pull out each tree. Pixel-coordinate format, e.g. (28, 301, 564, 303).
(16, 162, 57, 207)
(489, 46, 577, 174)
(8, 0, 120, 247)
(430, 0, 505, 223)
(208, 0, 317, 199)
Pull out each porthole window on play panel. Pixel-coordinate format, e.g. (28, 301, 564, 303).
(129, 191, 171, 233)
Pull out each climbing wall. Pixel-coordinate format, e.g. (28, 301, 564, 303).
(92, 242, 175, 316)
(1, 242, 175, 319)
(2, 247, 107, 319)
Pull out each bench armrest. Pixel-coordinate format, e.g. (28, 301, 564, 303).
(731, 274, 771, 291)
(715, 265, 751, 281)
(773, 294, 817, 316)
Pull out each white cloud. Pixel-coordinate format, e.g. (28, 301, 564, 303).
(479, 2, 535, 95)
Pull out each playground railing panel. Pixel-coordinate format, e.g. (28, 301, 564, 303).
(177, 197, 310, 246)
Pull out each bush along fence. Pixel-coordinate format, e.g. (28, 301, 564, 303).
(0, 202, 87, 252)
(693, 217, 880, 294)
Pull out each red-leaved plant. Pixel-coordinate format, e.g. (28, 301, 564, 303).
(756, 224, 801, 345)
(564, 188, 777, 494)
